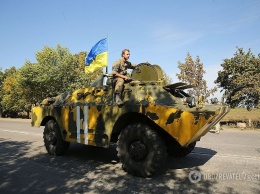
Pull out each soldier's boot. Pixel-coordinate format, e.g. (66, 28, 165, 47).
(115, 93, 124, 105)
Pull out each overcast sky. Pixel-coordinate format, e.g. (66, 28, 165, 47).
(1, 0, 260, 99)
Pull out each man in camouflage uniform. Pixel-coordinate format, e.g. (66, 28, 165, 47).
(112, 49, 137, 105)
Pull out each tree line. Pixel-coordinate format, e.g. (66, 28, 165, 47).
(177, 48, 259, 110)
(0, 45, 101, 118)
(0, 45, 259, 118)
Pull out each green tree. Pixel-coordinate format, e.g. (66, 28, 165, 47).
(18, 45, 94, 106)
(32, 45, 101, 93)
(1, 45, 102, 118)
(17, 62, 45, 109)
(215, 48, 260, 110)
(34, 44, 79, 96)
(0, 68, 4, 117)
(20, 45, 102, 111)
(176, 52, 217, 102)
(73, 51, 102, 89)
(1, 67, 23, 117)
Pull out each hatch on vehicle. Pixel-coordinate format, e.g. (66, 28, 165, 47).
(163, 82, 195, 99)
(163, 82, 194, 90)
(131, 63, 164, 82)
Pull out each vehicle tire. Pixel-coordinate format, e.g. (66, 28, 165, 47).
(43, 120, 70, 156)
(117, 123, 167, 177)
(167, 141, 196, 157)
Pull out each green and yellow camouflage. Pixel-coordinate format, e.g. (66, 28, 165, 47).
(31, 63, 229, 177)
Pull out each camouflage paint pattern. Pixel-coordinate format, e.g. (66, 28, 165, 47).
(31, 78, 228, 148)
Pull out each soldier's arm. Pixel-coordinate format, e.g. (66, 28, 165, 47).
(111, 64, 119, 75)
(126, 61, 137, 69)
(114, 73, 131, 80)
(112, 61, 130, 80)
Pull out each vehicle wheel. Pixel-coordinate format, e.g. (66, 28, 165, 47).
(167, 141, 196, 157)
(117, 123, 167, 177)
(43, 120, 70, 156)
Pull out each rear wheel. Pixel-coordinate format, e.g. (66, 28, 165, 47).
(43, 120, 70, 156)
(117, 123, 167, 177)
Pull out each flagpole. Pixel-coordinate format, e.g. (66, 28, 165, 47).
(106, 35, 108, 74)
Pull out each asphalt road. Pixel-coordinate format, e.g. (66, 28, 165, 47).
(0, 118, 260, 194)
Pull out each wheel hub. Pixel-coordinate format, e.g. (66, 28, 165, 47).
(128, 141, 147, 161)
(48, 131, 57, 145)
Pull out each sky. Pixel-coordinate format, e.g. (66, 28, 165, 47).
(1, 0, 260, 99)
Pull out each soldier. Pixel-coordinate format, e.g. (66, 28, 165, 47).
(112, 49, 137, 105)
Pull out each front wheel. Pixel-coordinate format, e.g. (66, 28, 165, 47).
(117, 123, 167, 177)
(43, 120, 70, 156)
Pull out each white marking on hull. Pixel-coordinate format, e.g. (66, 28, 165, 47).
(84, 106, 88, 145)
(76, 106, 81, 143)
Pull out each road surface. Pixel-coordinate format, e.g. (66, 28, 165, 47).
(0, 118, 260, 193)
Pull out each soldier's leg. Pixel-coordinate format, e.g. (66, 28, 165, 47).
(115, 78, 124, 93)
(114, 78, 124, 105)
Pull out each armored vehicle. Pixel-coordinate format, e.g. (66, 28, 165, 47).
(31, 63, 229, 177)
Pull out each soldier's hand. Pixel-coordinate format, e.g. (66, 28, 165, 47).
(125, 77, 132, 81)
(120, 70, 127, 75)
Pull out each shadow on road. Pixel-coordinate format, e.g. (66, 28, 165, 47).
(1, 139, 258, 194)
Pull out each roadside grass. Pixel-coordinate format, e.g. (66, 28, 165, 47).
(219, 108, 260, 130)
(221, 108, 260, 122)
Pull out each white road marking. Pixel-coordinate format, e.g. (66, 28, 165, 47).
(191, 151, 260, 160)
(0, 129, 42, 136)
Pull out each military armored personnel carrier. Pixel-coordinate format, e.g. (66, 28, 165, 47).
(31, 63, 229, 177)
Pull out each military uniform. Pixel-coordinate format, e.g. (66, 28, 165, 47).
(112, 58, 136, 94)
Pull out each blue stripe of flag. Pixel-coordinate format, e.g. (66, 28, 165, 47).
(85, 38, 107, 66)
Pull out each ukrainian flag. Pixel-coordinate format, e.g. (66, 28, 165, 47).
(85, 38, 108, 73)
